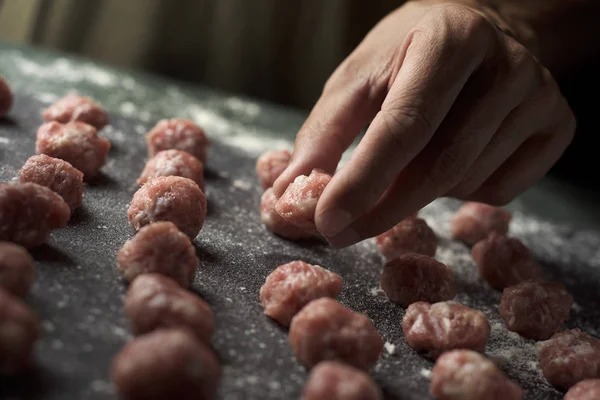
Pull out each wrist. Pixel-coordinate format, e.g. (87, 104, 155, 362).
(409, 0, 539, 56)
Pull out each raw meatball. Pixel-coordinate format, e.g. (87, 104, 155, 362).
(260, 188, 312, 240)
(0, 182, 70, 248)
(499, 281, 572, 340)
(128, 176, 207, 239)
(137, 149, 204, 190)
(36, 121, 111, 180)
(303, 361, 382, 400)
(0, 242, 35, 297)
(256, 149, 291, 189)
(0, 75, 13, 117)
(42, 94, 109, 130)
(289, 297, 383, 370)
(118, 222, 198, 287)
(125, 274, 213, 343)
(450, 202, 512, 245)
(112, 329, 221, 400)
(19, 154, 84, 211)
(537, 329, 600, 389)
(380, 254, 456, 308)
(376, 216, 437, 260)
(145, 119, 210, 164)
(275, 169, 332, 232)
(402, 301, 490, 359)
(565, 380, 600, 400)
(0, 289, 40, 375)
(430, 349, 523, 400)
(259, 260, 343, 327)
(472, 232, 543, 290)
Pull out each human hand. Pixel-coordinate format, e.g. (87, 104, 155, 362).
(272, 1, 575, 247)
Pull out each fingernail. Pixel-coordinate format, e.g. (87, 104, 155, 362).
(318, 209, 353, 237)
(326, 228, 360, 248)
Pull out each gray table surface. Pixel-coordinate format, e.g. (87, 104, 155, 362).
(0, 42, 599, 400)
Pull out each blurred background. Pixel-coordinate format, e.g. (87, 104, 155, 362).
(0, 0, 401, 110)
(0, 0, 597, 188)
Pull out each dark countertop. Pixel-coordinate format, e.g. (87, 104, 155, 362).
(0, 42, 599, 400)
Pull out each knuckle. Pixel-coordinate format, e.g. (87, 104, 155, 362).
(382, 105, 433, 144)
(424, 149, 468, 190)
(509, 45, 537, 79)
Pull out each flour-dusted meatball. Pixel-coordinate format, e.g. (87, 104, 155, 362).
(537, 329, 600, 389)
(450, 202, 512, 245)
(117, 222, 199, 288)
(137, 149, 205, 190)
(499, 281, 572, 340)
(42, 94, 109, 130)
(125, 274, 213, 343)
(380, 254, 456, 308)
(565, 380, 600, 400)
(256, 149, 292, 190)
(19, 154, 84, 211)
(112, 329, 221, 400)
(472, 233, 543, 290)
(275, 169, 332, 232)
(289, 298, 383, 370)
(303, 361, 382, 400)
(36, 121, 111, 180)
(0, 289, 40, 375)
(0, 242, 35, 298)
(128, 176, 207, 239)
(146, 119, 210, 164)
(0, 182, 70, 248)
(431, 349, 523, 400)
(402, 301, 490, 359)
(259, 260, 343, 327)
(0, 75, 13, 118)
(260, 188, 312, 240)
(376, 216, 437, 260)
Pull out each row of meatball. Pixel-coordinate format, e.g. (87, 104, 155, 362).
(0, 84, 115, 379)
(255, 149, 600, 399)
(112, 118, 223, 399)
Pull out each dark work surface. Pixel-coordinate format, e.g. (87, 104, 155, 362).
(0, 43, 599, 400)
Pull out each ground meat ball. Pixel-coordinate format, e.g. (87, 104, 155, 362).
(42, 94, 109, 130)
(117, 222, 199, 288)
(137, 149, 205, 190)
(275, 169, 332, 232)
(537, 329, 600, 389)
(289, 297, 383, 370)
(0, 242, 35, 297)
(0, 182, 70, 248)
(0, 75, 13, 117)
(402, 301, 490, 359)
(499, 281, 572, 340)
(19, 154, 84, 211)
(450, 202, 512, 245)
(260, 188, 312, 240)
(112, 328, 221, 400)
(36, 121, 111, 180)
(376, 216, 437, 260)
(380, 254, 456, 308)
(431, 349, 523, 400)
(145, 119, 210, 164)
(303, 361, 382, 400)
(128, 176, 207, 239)
(565, 380, 600, 400)
(472, 233, 543, 290)
(125, 274, 213, 343)
(0, 289, 40, 375)
(256, 149, 292, 189)
(259, 261, 343, 327)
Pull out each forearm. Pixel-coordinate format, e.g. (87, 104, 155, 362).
(417, 0, 600, 75)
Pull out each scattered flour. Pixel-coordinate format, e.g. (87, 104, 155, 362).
(384, 342, 396, 355)
(420, 368, 432, 379)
